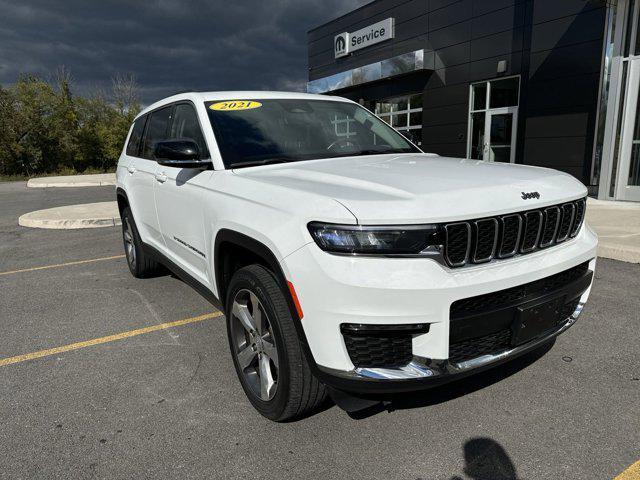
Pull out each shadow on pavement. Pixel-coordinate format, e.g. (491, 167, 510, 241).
(449, 437, 521, 480)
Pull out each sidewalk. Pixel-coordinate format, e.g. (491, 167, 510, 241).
(18, 202, 120, 229)
(586, 198, 640, 263)
(27, 173, 116, 188)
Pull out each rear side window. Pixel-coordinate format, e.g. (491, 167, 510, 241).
(170, 104, 208, 158)
(126, 116, 146, 157)
(141, 106, 172, 159)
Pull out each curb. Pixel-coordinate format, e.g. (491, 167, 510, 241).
(597, 243, 640, 264)
(27, 173, 116, 188)
(18, 202, 121, 230)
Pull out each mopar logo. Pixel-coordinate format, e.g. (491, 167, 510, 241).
(334, 18, 394, 59)
(521, 191, 541, 200)
(334, 33, 348, 58)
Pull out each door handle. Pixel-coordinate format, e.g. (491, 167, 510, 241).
(155, 172, 168, 183)
(127, 166, 136, 174)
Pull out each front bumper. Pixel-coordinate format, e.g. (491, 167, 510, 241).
(314, 301, 584, 394)
(282, 224, 597, 393)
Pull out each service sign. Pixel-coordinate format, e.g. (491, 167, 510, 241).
(334, 18, 395, 59)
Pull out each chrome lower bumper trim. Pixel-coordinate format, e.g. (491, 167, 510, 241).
(323, 302, 585, 382)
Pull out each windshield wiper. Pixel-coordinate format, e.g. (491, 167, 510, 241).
(228, 158, 291, 169)
(349, 148, 413, 157)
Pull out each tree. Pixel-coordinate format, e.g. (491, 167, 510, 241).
(0, 68, 141, 177)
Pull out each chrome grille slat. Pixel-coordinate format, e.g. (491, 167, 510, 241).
(498, 214, 523, 258)
(570, 198, 586, 238)
(520, 211, 543, 253)
(441, 197, 587, 268)
(472, 218, 499, 263)
(556, 203, 575, 243)
(540, 206, 561, 248)
(444, 223, 471, 267)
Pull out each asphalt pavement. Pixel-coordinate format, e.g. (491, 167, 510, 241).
(0, 181, 638, 479)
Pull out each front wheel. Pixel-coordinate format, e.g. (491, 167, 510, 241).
(225, 265, 327, 421)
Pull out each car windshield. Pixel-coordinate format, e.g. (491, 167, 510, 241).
(205, 99, 420, 168)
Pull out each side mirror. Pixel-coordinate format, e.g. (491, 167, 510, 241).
(154, 140, 210, 169)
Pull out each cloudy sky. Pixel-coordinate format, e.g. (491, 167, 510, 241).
(0, 0, 368, 104)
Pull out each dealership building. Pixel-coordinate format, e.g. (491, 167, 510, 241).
(307, 0, 640, 202)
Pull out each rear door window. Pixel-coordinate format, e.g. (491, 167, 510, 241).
(126, 116, 146, 157)
(141, 106, 173, 159)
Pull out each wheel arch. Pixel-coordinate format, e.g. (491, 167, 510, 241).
(214, 228, 319, 376)
(116, 187, 129, 218)
(214, 229, 289, 309)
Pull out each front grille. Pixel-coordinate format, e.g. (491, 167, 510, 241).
(342, 334, 413, 368)
(441, 197, 587, 267)
(450, 261, 589, 319)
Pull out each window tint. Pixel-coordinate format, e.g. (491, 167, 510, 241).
(142, 106, 172, 159)
(206, 99, 418, 167)
(126, 116, 146, 157)
(170, 104, 208, 158)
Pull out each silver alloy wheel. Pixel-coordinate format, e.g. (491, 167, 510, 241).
(230, 289, 279, 401)
(123, 218, 136, 270)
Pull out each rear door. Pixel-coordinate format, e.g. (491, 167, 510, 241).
(154, 102, 211, 284)
(129, 105, 173, 247)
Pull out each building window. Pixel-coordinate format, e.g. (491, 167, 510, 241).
(374, 94, 423, 146)
(331, 115, 357, 138)
(604, 0, 640, 201)
(467, 76, 520, 163)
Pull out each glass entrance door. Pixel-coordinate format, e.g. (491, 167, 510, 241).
(468, 77, 520, 163)
(617, 57, 640, 200)
(486, 109, 517, 162)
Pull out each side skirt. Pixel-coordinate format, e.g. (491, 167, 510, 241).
(141, 242, 223, 311)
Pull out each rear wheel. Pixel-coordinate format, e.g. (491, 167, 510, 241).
(226, 264, 327, 421)
(121, 207, 162, 278)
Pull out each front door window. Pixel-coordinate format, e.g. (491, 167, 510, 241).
(468, 77, 520, 163)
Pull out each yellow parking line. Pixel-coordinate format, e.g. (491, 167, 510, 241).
(616, 460, 640, 480)
(0, 254, 125, 277)
(0, 311, 223, 368)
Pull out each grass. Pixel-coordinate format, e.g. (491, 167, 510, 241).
(0, 167, 115, 182)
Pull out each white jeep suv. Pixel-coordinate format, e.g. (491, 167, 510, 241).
(116, 91, 597, 421)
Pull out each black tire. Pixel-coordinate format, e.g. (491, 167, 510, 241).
(225, 264, 327, 421)
(121, 207, 163, 278)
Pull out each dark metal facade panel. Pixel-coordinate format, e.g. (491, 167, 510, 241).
(530, 7, 606, 52)
(471, 4, 526, 39)
(307, 0, 608, 184)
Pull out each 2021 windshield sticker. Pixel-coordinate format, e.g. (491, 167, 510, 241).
(209, 100, 262, 111)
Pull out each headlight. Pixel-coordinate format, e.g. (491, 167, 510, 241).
(307, 222, 443, 255)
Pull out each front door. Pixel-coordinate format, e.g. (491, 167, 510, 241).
(616, 57, 640, 201)
(154, 102, 211, 285)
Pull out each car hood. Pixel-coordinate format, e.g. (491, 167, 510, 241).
(232, 154, 587, 224)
